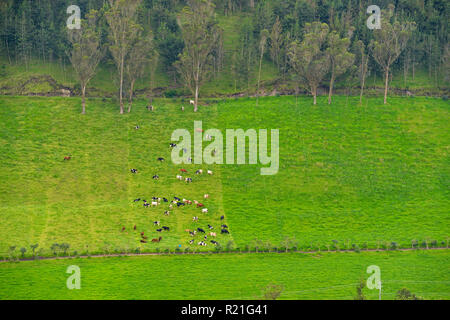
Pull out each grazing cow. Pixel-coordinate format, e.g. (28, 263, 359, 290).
(220, 215, 224, 220)
(153, 221, 160, 226)
(197, 228, 205, 233)
(133, 198, 141, 202)
(209, 232, 216, 237)
(164, 211, 170, 216)
(142, 236, 148, 240)
(163, 198, 168, 202)
(64, 156, 71, 161)
(195, 169, 203, 174)
(194, 200, 199, 205)
(174, 197, 181, 201)
(130, 169, 138, 174)
(207, 170, 213, 175)
(221, 229, 230, 234)
(208, 224, 213, 230)
(185, 177, 193, 183)
(170, 143, 177, 148)
(169, 204, 173, 209)
(189, 100, 195, 105)
(189, 240, 194, 244)
(186, 200, 192, 205)
(210, 240, 218, 245)
(153, 175, 159, 180)
(176, 175, 183, 180)
(221, 224, 228, 229)
(202, 208, 208, 213)
(177, 202, 185, 207)
(189, 231, 196, 237)
(133, 225, 137, 230)
(121, 227, 125, 232)
(143, 202, 150, 208)
(147, 105, 154, 111)
(157, 157, 165, 162)
(156, 229, 162, 232)
(185, 229, 191, 233)
(204, 194, 209, 199)
(180, 169, 187, 173)
(152, 197, 158, 201)
(197, 203, 204, 208)
(140, 240, 147, 243)
(181, 106, 185, 111)
(192, 216, 199, 222)
(151, 201, 158, 207)
(140, 232, 145, 236)
(134, 125, 140, 130)
(152, 236, 162, 243)
(162, 226, 170, 231)
(204, 235, 208, 240)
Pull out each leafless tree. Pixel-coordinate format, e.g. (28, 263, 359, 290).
(67, 10, 104, 114)
(175, 0, 222, 112)
(105, 0, 141, 114)
(369, 5, 415, 104)
(288, 22, 330, 105)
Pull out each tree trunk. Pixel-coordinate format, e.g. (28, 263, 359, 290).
(194, 84, 199, 112)
(328, 74, 335, 104)
(128, 80, 135, 113)
(313, 87, 317, 105)
(81, 84, 86, 114)
(360, 75, 366, 105)
(119, 55, 124, 114)
(384, 68, 389, 104)
(256, 50, 263, 106)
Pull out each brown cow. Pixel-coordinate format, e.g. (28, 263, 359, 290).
(152, 236, 162, 243)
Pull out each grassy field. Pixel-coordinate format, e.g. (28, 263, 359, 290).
(0, 95, 448, 259)
(0, 250, 448, 300)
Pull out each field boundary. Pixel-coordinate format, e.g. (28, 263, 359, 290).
(2, 247, 449, 264)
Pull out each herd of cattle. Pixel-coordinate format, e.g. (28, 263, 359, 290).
(123, 140, 229, 248)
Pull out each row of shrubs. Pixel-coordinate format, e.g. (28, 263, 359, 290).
(3, 238, 449, 262)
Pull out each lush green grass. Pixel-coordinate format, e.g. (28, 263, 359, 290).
(0, 95, 448, 259)
(219, 96, 450, 249)
(0, 250, 448, 300)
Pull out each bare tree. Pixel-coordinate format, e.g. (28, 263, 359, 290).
(125, 31, 155, 112)
(256, 29, 269, 106)
(369, 5, 415, 104)
(269, 16, 283, 71)
(326, 31, 354, 104)
(288, 22, 330, 105)
(105, 0, 141, 114)
(352, 41, 370, 104)
(67, 10, 103, 114)
(175, 0, 222, 112)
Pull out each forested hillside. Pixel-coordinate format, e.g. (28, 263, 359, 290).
(0, 0, 448, 101)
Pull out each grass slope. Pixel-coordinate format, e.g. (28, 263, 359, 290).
(0, 250, 448, 300)
(0, 95, 448, 258)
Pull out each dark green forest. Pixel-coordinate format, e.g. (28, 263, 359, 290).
(0, 0, 448, 107)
